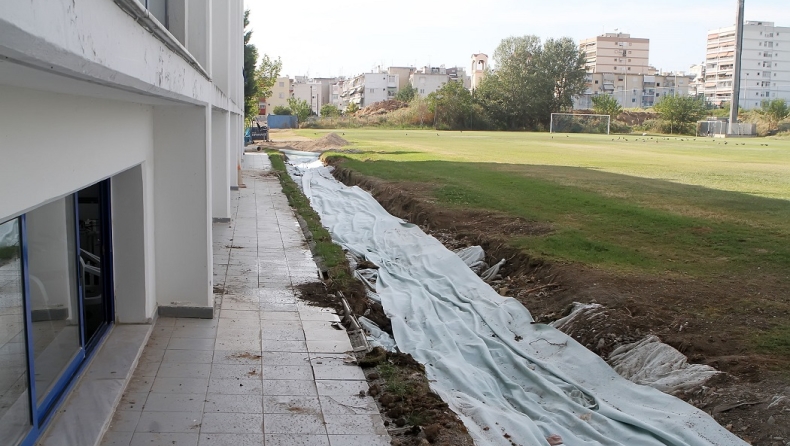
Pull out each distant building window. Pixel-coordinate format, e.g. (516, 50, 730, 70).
(278, 93, 284, 99)
(594, 80, 599, 84)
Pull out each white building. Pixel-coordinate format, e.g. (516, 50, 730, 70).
(292, 82, 324, 115)
(575, 72, 694, 109)
(0, 1, 244, 444)
(338, 72, 399, 109)
(410, 66, 450, 97)
(704, 21, 790, 108)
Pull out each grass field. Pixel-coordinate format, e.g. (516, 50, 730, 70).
(291, 129, 790, 279)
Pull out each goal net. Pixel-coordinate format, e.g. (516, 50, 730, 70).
(550, 113, 610, 135)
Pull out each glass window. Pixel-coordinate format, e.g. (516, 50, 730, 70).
(0, 218, 31, 443)
(26, 197, 81, 406)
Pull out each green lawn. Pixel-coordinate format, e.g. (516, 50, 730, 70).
(295, 129, 790, 279)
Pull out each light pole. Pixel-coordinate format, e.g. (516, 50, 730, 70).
(729, 0, 745, 134)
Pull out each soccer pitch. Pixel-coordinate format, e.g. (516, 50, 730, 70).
(295, 128, 790, 278)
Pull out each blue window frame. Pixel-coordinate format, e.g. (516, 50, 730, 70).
(2, 179, 116, 446)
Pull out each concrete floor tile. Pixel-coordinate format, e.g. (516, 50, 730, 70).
(126, 376, 154, 393)
(170, 327, 218, 339)
(318, 395, 379, 415)
(197, 434, 265, 446)
(261, 328, 305, 341)
(260, 311, 300, 321)
(150, 377, 209, 394)
(327, 435, 389, 446)
(214, 339, 261, 351)
(162, 349, 214, 364)
(212, 350, 263, 365)
(216, 327, 261, 340)
(307, 353, 356, 367)
(265, 434, 330, 446)
(129, 432, 199, 446)
(312, 365, 366, 381)
(138, 348, 165, 363)
(297, 309, 341, 322)
(262, 365, 314, 380)
(262, 379, 317, 396)
(201, 412, 263, 434)
(210, 363, 262, 380)
(303, 328, 352, 343)
(220, 301, 259, 311)
(262, 395, 322, 415)
(99, 430, 133, 446)
(135, 411, 202, 433)
(315, 380, 369, 396)
(260, 303, 299, 312)
(217, 318, 260, 329)
(306, 340, 353, 354)
(264, 413, 326, 435)
(207, 378, 263, 395)
(107, 410, 141, 432)
(167, 338, 215, 351)
(262, 351, 309, 366)
(219, 310, 260, 320)
(118, 392, 149, 412)
(134, 361, 161, 377)
(323, 414, 387, 436)
(142, 393, 205, 412)
(156, 362, 211, 379)
(204, 393, 262, 413)
(261, 339, 307, 353)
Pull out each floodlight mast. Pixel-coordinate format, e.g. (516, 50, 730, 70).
(728, 0, 745, 134)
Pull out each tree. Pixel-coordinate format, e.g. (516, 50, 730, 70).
(653, 95, 707, 134)
(272, 106, 291, 115)
(758, 99, 790, 131)
(287, 97, 312, 122)
(257, 54, 282, 103)
(474, 35, 587, 130)
(591, 94, 622, 118)
(243, 10, 259, 122)
(396, 83, 417, 102)
(320, 104, 340, 117)
(345, 102, 360, 114)
(428, 81, 474, 129)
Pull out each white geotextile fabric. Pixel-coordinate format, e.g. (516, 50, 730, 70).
(286, 151, 746, 446)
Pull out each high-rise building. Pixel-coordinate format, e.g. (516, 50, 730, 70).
(704, 21, 790, 108)
(580, 33, 652, 75)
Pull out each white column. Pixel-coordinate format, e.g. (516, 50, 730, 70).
(211, 0, 230, 96)
(152, 105, 213, 317)
(230, 113, 241, 188)
(112, 164, 153, 323)
(211, 108, 231, 220)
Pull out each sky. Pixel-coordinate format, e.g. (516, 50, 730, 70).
(246, 0, 790, 78)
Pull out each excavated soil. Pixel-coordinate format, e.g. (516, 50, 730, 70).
(330, 163, 790, 446)
(256, 132, 349, 153)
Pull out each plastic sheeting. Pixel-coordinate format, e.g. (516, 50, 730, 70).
(359, 316, 397, 352)
(608, 336, 721, 395)
(286, 151, 746, 446)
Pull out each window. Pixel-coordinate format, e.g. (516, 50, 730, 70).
(594, 80, 599, 84)
(614, 66, 618, 70)
(278, 93, 284, 99)
(628, 67, 631, 71)
(628, 59, 632, 62)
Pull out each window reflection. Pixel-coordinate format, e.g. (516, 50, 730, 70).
(0, 219, 31, 443)
(26, 198, 81, 405)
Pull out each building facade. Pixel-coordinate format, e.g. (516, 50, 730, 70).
(410, 67, 450, 97)
(335, 72, 399, 109)
(265, 76, 293, 115)
(292, 82, 324, 115)
(0, 1, 244, 444)
(703, 21, 790, 108)
(580, 33, 652, 75)
(575, 72, 694, 109)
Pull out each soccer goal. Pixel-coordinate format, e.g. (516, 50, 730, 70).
(550, 113, 611, 135)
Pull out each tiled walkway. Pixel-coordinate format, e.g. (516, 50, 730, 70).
(101, 153, 389, 446)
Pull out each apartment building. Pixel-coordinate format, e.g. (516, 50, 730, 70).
(580, 33, 653, 75)
(704, 21, 790, 108)
(0, 1, 244, 445)
(411, 66, 450, 96)
(387, 66, 414, 91)
(265, 76, 292, 115)
(575, 72, 694, 109)
(336, 72, 399, 109)
(292, 82, 324, 115)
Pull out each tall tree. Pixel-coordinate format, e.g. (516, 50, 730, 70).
(243, 10, 259, 122)
(428, 81, 474, 129)
(758, 99, 790, 131)
(474, 35, 586, 130)
(395, 83, 417, 102)
(287, 97, 312, 123)
(257, 54, 282, 104)
(591, 94, 623, 118)
(653, 95, 707, 134)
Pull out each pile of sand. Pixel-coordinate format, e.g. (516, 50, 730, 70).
(298, 133, 349, 151)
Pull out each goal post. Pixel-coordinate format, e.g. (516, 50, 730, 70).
(550, 113, 611, 135)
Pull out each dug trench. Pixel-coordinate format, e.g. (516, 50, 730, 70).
(323, 162, 790, 446)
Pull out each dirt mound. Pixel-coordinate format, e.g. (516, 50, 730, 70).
(295, 133, 350, 152)
(618, 110, 658, 126)
(358, 100, 408, 116)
